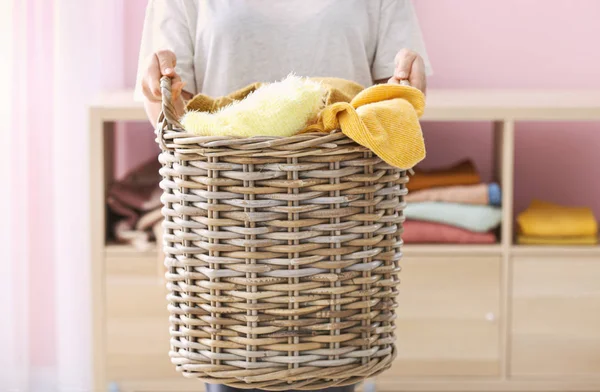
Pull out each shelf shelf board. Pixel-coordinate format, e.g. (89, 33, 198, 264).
(91, 89, 600, 122)
(423, 89, 600, 121)
(511, 244, 600, 258)
(106, 242, 600, 259)
(105, 243, 157, 257)
(402, 244, 503, 256)
(104, 243, 505, 259)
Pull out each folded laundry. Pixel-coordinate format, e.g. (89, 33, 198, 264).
(404, 201, 502, 233)
(488, 183, 501, 206)
(407, 159, 480, 191)
(183, 75, 426, 170)
(107, 159, 163, 250)
(405, 182, 501, 206)
(517, 199, 598, 238)
(402, 220, 497, 244)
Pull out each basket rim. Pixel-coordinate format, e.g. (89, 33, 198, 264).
(157, 124, 361, 154)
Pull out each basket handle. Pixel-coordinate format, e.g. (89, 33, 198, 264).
(156, 76, 183, 150)
(160, 76, 183, 127)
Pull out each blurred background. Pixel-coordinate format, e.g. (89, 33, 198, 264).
(2, 1, 600, 391)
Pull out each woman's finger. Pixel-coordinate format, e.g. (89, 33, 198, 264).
(156, 50, 177, 76)
(409, 55, 427, 94)
(142, 81, 161, 102)
(145, 54, 162, 98)
(394, 49, 417, 80)
(171, 73, 185, 102)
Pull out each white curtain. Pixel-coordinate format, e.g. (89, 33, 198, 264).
(53, 0, 123, 391)
(0, 0, 29, 391)
(2, 0, 124, 390)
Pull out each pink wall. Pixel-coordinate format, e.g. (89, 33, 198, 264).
(114, 0, 159, 179)
(119, 0, 600, 217)
(412, 0, 600, 217)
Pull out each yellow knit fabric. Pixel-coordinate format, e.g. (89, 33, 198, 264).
(517, 235, 598, 245)
(517, 200, 599, 237)
(184, 77, 426, 169)
(304, 83, 425, 169)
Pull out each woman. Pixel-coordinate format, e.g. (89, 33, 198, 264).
(136, 0, 431, 122)
(135, 1, 431, 391)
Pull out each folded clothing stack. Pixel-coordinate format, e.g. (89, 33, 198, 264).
(517, 200, 599, 245)
(107, 159, 164, 250)
(403, 160, 502, 244)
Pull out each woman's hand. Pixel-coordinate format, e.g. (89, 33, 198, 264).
(141, 49, 190, 123)
(388, 48, 427, 94)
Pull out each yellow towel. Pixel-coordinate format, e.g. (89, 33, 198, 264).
(184, 77, 426, 170)
(517, 235, 598, 245)
(304, 82, 425, 169)
(517, 200, 598, 237)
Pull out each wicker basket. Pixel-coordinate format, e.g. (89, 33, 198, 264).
(156, 77, 407, 390)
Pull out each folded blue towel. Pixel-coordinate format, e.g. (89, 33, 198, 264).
(488, 183, 501, 206)
(405, 202, 502, 233)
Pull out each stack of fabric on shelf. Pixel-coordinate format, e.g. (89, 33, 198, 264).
(517, 200, 599, 245)
(403, 159, 502, 244)
(107, 159, 163, 250)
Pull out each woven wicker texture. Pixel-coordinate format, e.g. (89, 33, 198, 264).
(157, 77, 406, 390)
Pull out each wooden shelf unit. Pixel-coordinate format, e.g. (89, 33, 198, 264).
(90, 89, 600, 392)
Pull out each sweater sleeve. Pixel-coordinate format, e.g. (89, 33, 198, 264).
(133, 0, 198, 101)
(371, 0, 433, 81)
